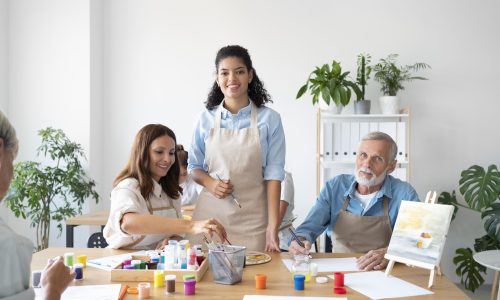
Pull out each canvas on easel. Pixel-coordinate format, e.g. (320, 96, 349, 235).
(384, 191, 454, 288)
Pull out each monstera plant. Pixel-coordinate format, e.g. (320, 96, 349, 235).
(438, 164, 500, 292)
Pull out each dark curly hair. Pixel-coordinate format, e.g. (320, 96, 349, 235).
(205, 45, 272, 110)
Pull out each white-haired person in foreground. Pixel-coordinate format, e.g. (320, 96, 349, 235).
(0, 110, 75, 300)
(288, 131, 420, 271)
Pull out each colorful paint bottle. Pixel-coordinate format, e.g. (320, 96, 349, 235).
(74, 263, 84, 280)
(255, 274, 267, 289)
(165, 274, 176, 294)
(31, 270, 42, 288)
(137, 282, 151, 299)
(64, 252, 74, 267)
(187, 247, 197, 270)
(154, 270, 164, 287)
(183, 274, 195, 281)
(131, 259, 141, 269)
(183, 279, 196, 295)
(294, 274, 305, 291)
(334, 272, 344, 287)
(76, 255, 87, 268)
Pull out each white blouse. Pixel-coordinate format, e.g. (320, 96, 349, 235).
(103, 178, 182, 249)
(180, 176, 202, 206)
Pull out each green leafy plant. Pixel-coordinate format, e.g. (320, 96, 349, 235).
(5, 128, 99, 250)
(372, 54, 431, 96)
(296, 60, 361, 107)
(438, 164, 500, 292)
(356, 53, 372, 101)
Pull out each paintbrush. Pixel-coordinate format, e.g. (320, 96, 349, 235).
(215, 174, 242, 208)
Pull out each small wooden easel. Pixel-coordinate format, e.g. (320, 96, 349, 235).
(385, 191, 443, 289)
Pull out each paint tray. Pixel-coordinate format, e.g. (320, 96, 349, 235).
(208, 245, 246, 285)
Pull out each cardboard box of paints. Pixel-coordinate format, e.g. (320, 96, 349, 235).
(110, 254, 208, 283)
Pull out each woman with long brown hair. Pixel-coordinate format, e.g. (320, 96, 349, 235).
(104, 124, 226, 249)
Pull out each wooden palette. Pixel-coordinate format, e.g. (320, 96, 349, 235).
(245, 251, 272, 265)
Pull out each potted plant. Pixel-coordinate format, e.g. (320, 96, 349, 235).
(296, 59, 361, 114)
(438, 164, 500, 292)
(373, 54, 430, 114)
(5, 127, 99, 250)
(354, 53, 372, 114)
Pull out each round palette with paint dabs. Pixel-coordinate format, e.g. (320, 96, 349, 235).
(245, 251, 272, 265)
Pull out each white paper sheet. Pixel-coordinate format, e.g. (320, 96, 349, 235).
(339, 271, 433, 299)
(243, 296, 346, 300)
(87, 250, 148, 271)
(35, 284, 121, 300)
(282, 257, 359, 273)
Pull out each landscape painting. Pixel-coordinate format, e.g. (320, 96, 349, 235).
(386, 201, 454, 268)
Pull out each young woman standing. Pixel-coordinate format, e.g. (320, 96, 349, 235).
(188, 45, 285, 252)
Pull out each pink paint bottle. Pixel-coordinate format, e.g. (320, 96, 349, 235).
(183, 279, 196, 295)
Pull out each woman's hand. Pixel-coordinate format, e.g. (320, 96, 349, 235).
(265, 226, 280, 252)
(191, 218, 227, 241)
(208, 176, 233, 199)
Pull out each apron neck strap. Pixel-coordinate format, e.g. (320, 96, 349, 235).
(250, 101, 257, 128)
(214, 104, 223, 129)
(342, 196, 351, 211)
(214, 100, 257, 129)
(382, 196, 389, 216)
(344, 194, 389, 215)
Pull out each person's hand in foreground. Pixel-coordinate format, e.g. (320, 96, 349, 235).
(356, 247, 389, 271)
(41, 256, 76, 300)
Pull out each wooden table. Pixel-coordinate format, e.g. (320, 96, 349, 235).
(32, 248, 468, 299)
(65, 208, 194, 247)
(65, 210, 109, 247)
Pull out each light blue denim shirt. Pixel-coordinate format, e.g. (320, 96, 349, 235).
(188, 100, 286, 181)
(294, 174, 420, 244)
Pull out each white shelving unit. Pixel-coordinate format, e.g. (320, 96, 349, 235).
(316, 108, 411, 195)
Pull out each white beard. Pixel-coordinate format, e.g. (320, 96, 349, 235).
(355, 167, 387, 187)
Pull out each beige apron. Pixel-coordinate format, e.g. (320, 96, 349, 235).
(125, 192, 180, 250)
(332, 196, 392, 253)
(190, 101, 267, 251)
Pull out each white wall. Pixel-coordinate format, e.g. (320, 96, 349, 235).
(0, 0, 7, 112)
(2, 0, 92, 247)
(2, 0, 499, 284)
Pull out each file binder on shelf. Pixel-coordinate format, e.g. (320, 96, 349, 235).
(317, 108, 411, 195)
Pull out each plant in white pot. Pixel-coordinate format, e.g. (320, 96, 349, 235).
(373, 54, 430, 114)
(296, 59, 361, 114)
(354, 53, 372, 114)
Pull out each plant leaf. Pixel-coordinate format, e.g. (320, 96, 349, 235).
(321, 86, 331, 105)
(482, 203, 500, 241)
(437, 191, 459, 221)
(296, 83, 308, 99)
(453, 248, 486, 292)
(459, 165, 500, 210)
(474, 234, 500, 252)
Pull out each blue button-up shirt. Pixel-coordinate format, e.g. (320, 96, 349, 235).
(188, 101, 286, 181)
(295, 174, 420, 244)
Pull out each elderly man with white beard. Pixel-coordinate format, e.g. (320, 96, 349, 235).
(288, 131, 419, 271)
